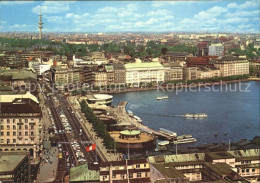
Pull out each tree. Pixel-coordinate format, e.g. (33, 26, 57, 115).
(161, 47, 168, 55)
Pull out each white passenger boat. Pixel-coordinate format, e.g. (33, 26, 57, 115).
(174, 134, 197, 144)
(184, 113, 207, 118)
(157, 96, 168, 100)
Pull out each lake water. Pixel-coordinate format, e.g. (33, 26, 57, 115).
(112, 81, 260, 146)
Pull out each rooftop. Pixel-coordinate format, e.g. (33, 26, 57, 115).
(215, 56, 248, 62)
(120, 130, 141, 136)
(125, 61, 164, 69)
(0, 91, 39, 104)
(69, 164, 99, 182)
(110, 131, 154, 143)
(148, 153, 205, 164)
(0, 68, 37, 81)
(0, 152, 28, 173)
(152, 163, 186, 179)
(206, 151, 234, 160)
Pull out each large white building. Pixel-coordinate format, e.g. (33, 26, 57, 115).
(209, 43, 224, 57)
(125, 59, 165, 84)
(213, 56, 249, 77)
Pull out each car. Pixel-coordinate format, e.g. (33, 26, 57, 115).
(59, 153, 63, 159)
(58, 144, 62, 147)
(59, 148, 62, 152)
(78, 158, 86, 162)
(59, 130, 62, 133)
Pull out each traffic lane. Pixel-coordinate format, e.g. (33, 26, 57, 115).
(48, 97, 77, 169)
(58, 96, 98, 162)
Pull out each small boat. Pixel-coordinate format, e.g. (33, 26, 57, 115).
(158, 140, 169, 146)
(184, 113, 207, 118)
(157, 96, 168, 100)
(133, 115, 142, 123)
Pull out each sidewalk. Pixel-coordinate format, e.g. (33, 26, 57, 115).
(68, 96, 122, 162)
(36, 93, 59, 183)
(35, 144, 58, 183)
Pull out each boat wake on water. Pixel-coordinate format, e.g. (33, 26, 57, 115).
(137, 112, 207, 119)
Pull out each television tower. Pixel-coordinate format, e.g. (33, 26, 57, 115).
(38, 7, 43, 39)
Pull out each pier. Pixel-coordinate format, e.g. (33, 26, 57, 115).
(114, 101, 174, 140)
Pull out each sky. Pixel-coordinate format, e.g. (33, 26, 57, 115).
(0, 0, 259, 33)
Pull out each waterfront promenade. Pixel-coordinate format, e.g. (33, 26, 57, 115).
(114, 101, 171, 140)
(67, 96, 122, 162)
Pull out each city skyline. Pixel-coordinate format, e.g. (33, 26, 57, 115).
(0, 0, 259, 33)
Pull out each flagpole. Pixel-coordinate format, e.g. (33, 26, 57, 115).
(95, 148, 97, 163)
(126, 143, 129, 183)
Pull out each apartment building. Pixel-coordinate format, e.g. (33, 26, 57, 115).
(197, 68, 221, 79)
(0, 152, 31, 183)
(0, 68, 37, 87)
(113, 63, 126, 85)
(250, 61, 260, 77)
(0, 92, 42, 159)
(228, 149, 260, 182)
(184, 67, 198, 80)
(92, 71, 107, 87)
(213, 56, 249, 77)
(125, 59, 164, 84)
(51, 65, 80, 90)
(105, 65, 115, 85)
(208, 43, 224, 56)
(163, 62, 183, 81)
(69, 159, 151, 183)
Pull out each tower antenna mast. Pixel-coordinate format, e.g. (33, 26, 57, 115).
(38, 6, 43, 39)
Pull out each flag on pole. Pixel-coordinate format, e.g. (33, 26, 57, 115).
(86, 144, 96, 152)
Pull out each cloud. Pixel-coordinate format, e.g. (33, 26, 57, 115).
(0, 20, 6, 24)
(46, 16, 64, 23)
(151, 1, 181, 7)
(65, 13, 89, 19)
(7, 24, 35, 31)
(32, 1, 74, 14)
(147, 9, 170, 17)
(227, 0, 259, 9)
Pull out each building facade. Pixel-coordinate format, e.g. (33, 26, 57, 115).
(184, 67, 198, 80)
(148, 149, 259, 183)
(93, 72, 107, 87)
(0, 92, 42, 159)
(113, 63, 126, 85)
(125, 60, 165, 84)
(208, 43, 224, 57)
(197, 68, 221, 79)
(97, 159, 151, 183)
(213, 56, 249, 77)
